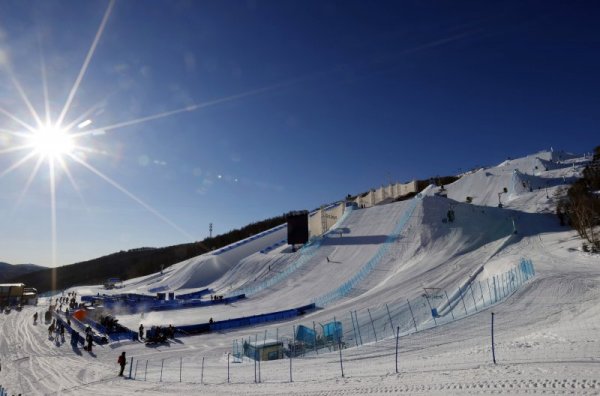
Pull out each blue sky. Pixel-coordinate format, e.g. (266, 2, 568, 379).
(0, 1, 598, 267)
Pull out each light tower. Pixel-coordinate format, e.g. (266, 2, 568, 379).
(209, 223, 213, 238)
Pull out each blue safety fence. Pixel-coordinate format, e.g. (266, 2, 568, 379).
(176, 288, 212, 300)
(260, 239, 287, 254)
(313, 195, 421, 307)
(177, 303, 315, 336)
(232, 259, 535, 360)
(226, 206, 354, 299)
(80, 292, 244, 314)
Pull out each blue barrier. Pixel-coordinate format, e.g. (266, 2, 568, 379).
(176, 288, 211, 300)
(177, 303, 316, 335)
(296, 324, 316, 345)
(322, 321, 343, 341)
(260, 239, 287, 254)
(81, 292, 245, 314)
(55, 311, 113, 344)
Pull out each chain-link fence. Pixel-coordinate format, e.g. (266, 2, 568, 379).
(232, 258, 534, 360)
(127, 289, 600, 386)
(122, 258, 600, 388)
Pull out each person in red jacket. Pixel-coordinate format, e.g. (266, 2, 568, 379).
(118, 351, 127, 376)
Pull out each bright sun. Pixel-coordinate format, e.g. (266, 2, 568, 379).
(28, 125, 75, 158)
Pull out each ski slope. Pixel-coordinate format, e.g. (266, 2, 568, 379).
(1, 150, 599, 395)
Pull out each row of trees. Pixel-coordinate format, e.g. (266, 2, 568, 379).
(557, 146, 600, 252)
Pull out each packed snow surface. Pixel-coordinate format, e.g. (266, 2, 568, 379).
(1, 150, 599, 395)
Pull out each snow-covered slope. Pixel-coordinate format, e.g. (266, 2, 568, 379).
(2, 150, 599, 396)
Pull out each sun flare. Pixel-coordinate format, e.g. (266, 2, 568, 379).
(27, 125, 75, 159)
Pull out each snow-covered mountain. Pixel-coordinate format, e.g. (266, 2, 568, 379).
(0, 262, 45, 282)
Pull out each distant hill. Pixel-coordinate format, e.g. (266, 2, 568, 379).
(7, 214, 287, 293)
(0, 262, 46, 283)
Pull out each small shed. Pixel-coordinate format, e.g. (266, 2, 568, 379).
(245, 339, 284, 361)
(0, 283, 25, 305)
(22, 287, 38, 305)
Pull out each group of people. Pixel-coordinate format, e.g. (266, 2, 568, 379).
(210, 294, 224, 301)
(144, 324, 176, 342)
(99, 315, 120, 333)
(47, 319, 66, 341)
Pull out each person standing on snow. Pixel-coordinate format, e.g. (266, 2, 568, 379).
(118, 352, 127, 376)
(139, 324, 144, 340)
(86, 333, 93, 352)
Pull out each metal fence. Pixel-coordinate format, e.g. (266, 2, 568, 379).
(232, 258, 535, 360)
(122, 259, 600, 386)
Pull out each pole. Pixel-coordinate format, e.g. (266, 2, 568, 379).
(367, 308, 377, 342)
(350, 311, 359, 347)
(444, 291, 455, 320)
(290, 326, 294, 382)
(254, 334, 258, 383)
(129, 356, 134, 379)
(385, 304, 394, 336)
(354, 310, 363, 345)
(227, 353, 230, 383)
(491, 312, 497, 364)
(313, 321, 319, 354)
(458, 286, 468, 315)
(180, 356, 183, 382)
(469, 284, 478, 311)
(395, 326, 400, 374)
(406, 300, 418, 332)
(134, 359, 139, 380)
(479, 281, 486, 306)
(144, 360, 148, 381)
(201, 357, 204, 384)
(516, 264, 524, 286)
(159, 359, 164, 382)
(334, 332, 344, 378)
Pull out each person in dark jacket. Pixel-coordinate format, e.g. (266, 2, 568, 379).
(118, 352, 127, 376)
(86, 333, 93, 352)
